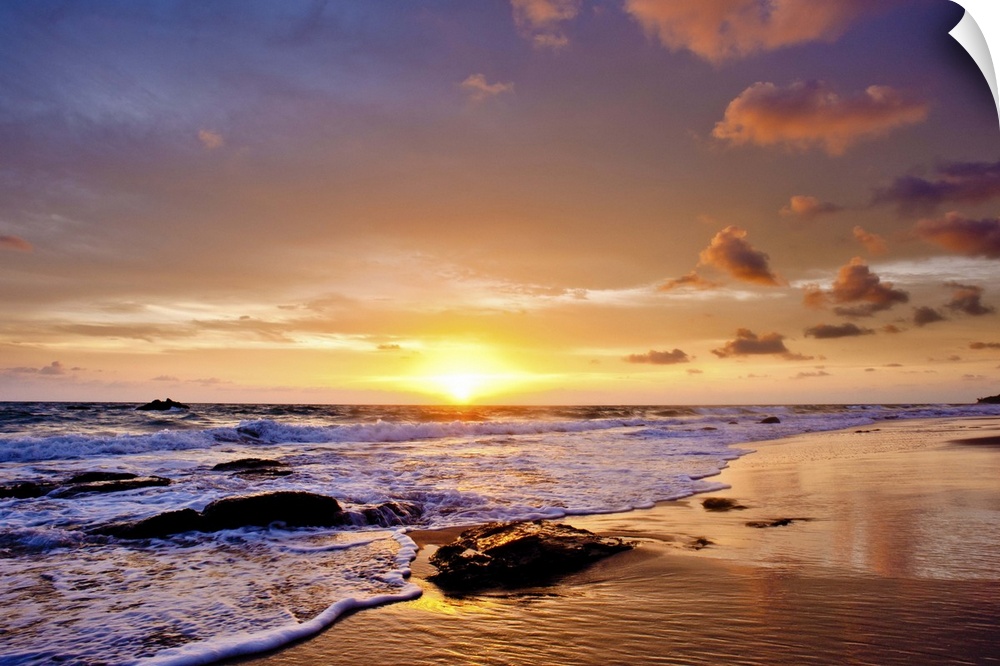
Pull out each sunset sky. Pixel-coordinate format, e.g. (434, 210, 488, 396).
(2, 0, 1000, 405)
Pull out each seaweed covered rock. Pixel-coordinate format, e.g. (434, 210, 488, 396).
(701, 497, 747, 511)
(429, 520, 634, 590)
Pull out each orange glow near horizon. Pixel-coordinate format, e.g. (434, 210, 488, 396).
(395, 344, 537, 404)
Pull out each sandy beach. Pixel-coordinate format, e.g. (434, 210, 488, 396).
(242, 415, 1000, 665)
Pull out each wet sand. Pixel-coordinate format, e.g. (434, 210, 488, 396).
(243, 415, 1000, 665)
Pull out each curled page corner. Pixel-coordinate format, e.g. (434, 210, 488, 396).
(949, 0, 1000, 128)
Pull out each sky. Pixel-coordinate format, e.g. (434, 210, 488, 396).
(2, 0, 1000, 405)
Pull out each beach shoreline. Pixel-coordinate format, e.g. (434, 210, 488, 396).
(242, 414, 1000, 665)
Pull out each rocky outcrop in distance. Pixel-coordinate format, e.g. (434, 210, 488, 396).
(135, 398, 189, 411)
(977, 393, 1000, 404)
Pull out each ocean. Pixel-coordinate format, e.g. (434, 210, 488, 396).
(2, 401, 998, 665)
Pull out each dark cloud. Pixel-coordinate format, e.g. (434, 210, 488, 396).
(712, 328, 809, 360)
(0, 235, 33, 252)
(804, 323, 875, 339)
(873, 161, 1000, 214)
(914, 213, 1000, 258)
(882, 324, 903, 334)
(852, 226, 887, 255)
(944, 282, 994, 317)
(698, 226, 783, 286)
(658, 270, 719, 291)
(625, 349, 690, 365)
(806, 258, 909, 317)
(712, 81, 928, 155)
(779, 195, 842, 219)
(970, 341, 1000, 350)
(913, 306, 946, 327)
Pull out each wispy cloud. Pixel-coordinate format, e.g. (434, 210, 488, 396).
(511, 0, 580, 49)
(460, 73, 515, 102)
(713, 81, 928, 155)
(198, 129, 224, 150)
(852, 226, 887, 255)
(779, 195, 842, 219)
(804, 322, 874, 339)
(0, 235, 33, 252)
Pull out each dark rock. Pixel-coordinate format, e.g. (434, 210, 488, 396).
(428, 520, 634, 590)
(746, 517, 811, 528)
(759, 416, 781, 424)
(0, 481, 57, 499)
(688, 537, 713, 550)
(94, 509, 205, 539)
(52, 476, 172, 498)
(201, 491, 345, 530)
(977, 393, 1000, 404)
(211, 458, 288, 472)
(135, 398, 189, 411)
(92, 492, 423, 539)
(67, 471, 138, 484)
(701, 497, 747, 511)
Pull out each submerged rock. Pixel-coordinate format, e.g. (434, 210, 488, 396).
(211, 458, 292, 478)
(0, 481, 57, 499)
(428, 520, 634, 591)
(52, 476, 172, 498)
(92, 491, 423, 539)
(135, 398, 189, 411)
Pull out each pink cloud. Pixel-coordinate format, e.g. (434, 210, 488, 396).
(198, 129, 224, 150)
(0, 235, 33, 252)
(511, 0, 580, 49)
(698, 225, 783, 285)
(623, 0, 869, 63)
(460, 74, 515, 102)
(712, 81, 928, 155)
(914, 212, 1000, 258)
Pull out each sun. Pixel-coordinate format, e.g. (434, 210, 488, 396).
(396, 343, 534, 404)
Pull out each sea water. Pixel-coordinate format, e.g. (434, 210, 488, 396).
(1, 402, 997, 665)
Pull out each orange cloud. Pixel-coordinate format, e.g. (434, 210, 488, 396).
(657, 270, 719, 291)
(511, 0, 580, 49)
(712, 328, 810, 360)
(712, 81, 928, 155)
(623, 0, 869, 63)
(624, 349, 690, 364)
(823, 257, 909, 317)
(944, 282, 994, 317)
(0, 234, 33, 252)
(779, 195, 841, 219)
(914, 212, 1000, 258)
(698, 225, 783, 285)
(460, 73, 515, 102)
(804, 322, 874, 339)
(852, 226, 887, 255)
(913, 306, 945, 327)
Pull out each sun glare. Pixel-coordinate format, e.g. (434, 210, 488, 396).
(397, 344, 533, 404)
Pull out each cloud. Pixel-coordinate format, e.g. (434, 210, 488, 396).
(779, 195, 842, 219)
(511, 0, 580, 49)
(913, 306, 946, 327)
(852, 226, 887, 255)
(2, 361, 67, 377)
(625, 348, 690, 365)
(712, 81, 928, 156)
(152, 375, 180, 381)
(377, 343, 402, 350)
(622, 0, 869, 64)
(0, 235, 33, 252)
(804, 322, 874, 339)
(872, 161, 1000, 214)
(793, 370, 831, 379)
(657, 270, 719, 291)
(698, 226, 783, 285)
(970, 341, 1000, 349)
(944, 282, 994, 317)
(460, 73, 515, 102)
(198, 129, 224, 150)
(882, 324, 903, 334)
(914, 212, 1000, 258)
(806, 257, 909, 317)
(712, 328, 809, 359)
